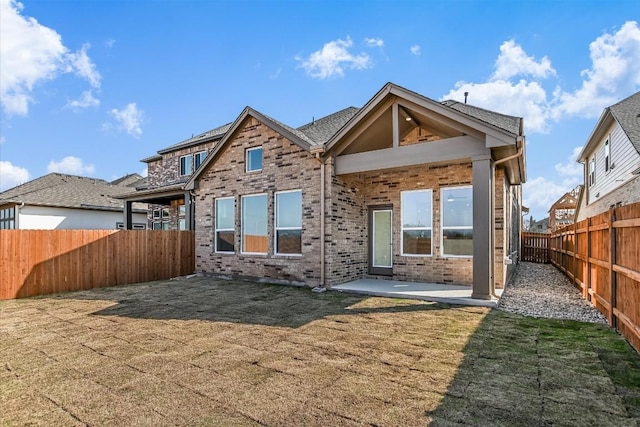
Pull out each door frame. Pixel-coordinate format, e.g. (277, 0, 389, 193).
(368, 205, 393, 276)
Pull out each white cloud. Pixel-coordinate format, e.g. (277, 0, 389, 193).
(47, 156, 95, 175)
(554, 146, 583, 178)
(296, 36, 372, 79)
(140, 167, 148, 178)
(442, 79, 552, 133)
(523, 175, 581, 217)
(553, 21, 640, 119)
(410, 45, 421, 56)
(66, 90, 99, 110)
(364, 37, 384, 48)
(493, 40, 556, 80)
(109, 103, 143, 137)
(0, 160, 30, 191)
(0, 0, 101, 116)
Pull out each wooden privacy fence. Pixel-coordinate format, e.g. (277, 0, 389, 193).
(522, 232, 550, 263)
(0, 230, 195, 300)
(549, 202, 640, 351)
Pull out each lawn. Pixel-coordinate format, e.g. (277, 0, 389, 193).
(1, 277, 638, 426)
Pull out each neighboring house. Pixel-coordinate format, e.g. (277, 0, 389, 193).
(0, 173, 147, 230)
(528, 217, 550, 234)
(576, 91, 640, 221)
(124, 83, 526, 300)
(548, 185, 581, 232)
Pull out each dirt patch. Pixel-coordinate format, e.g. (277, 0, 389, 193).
(1, 277, 638, 426)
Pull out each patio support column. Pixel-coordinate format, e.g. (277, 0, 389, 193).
(472, 154, 493, 299)
(124, 201, 133, 230)
(184, 192, 194, 230)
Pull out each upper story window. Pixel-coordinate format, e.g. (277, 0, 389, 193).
(589, 156, 596, 187)
(441, 186, 473, 257)
(604, 138, 610, 172)
(194, 151, 207, 170)
(246, 147, 263, 172)
(180, 155, 193, 176)
(401, 189, 432, 256)
(0, 206, 16, 229)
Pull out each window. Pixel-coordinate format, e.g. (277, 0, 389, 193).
(589, 156, 596, 187)
(604, 139, 610, 172)
(441, 186, 473, 257)
(0, 206, 16, 229)
(275, 190, 302, 255)
(180, 155, 193, 176)
(401, 190, 432, 256)
(241, 194, 267, 253)
(178, 205, 187, 230)
(194, 151, 207, 170)
(152, 209, 161, 220)
(116, 222, 146, 230)
(246, 147, 263, 172)
(215, 197, 235, 252)
(152, 222, 162, 230)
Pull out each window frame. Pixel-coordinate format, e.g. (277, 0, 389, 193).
(604, 138, 610, 173)
(178, 204, 187, 230)
(245, 146, 263, 173)
(194, 151, 207, 171)
(589, 156, 596, 187)
(179, 154, 193, 176)
(214, 197, 236, 253)
(0, 206, 16, 229)
(241, 193, 268, 255)
(400, 189, 433, 257)
(440, 185, 473, 258)
(274, 189, 303, 256)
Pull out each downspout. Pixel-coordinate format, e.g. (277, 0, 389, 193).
(314, 151, 326, 287)
(491, 136, 524, 298)
(16, 201, 25, 229)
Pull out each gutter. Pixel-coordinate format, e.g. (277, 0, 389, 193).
(494, 135, 524, 166)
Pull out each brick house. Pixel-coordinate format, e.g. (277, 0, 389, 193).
(124, 83, 526, 300)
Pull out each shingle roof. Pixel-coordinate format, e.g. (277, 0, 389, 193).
(297, 107, 360, 145)
(157, 122, 232, 154)
(0, 173, 145, 211)
(440, 100, 522, 135)
(608, 91, 640, 154)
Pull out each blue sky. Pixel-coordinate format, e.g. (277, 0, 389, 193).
(1, 0, 639, 221)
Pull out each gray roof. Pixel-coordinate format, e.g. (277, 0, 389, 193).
(609, 91, 640, 154)
(109, 173, 144, 187)
(298, 107, 360, 145)
(0, 173, 146, 211)
(440, 100, 522, 135)
(157, 122, 232, 154)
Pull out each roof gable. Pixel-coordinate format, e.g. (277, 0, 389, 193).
(185, 107, 316, 189)
(609, 91, 640, 154)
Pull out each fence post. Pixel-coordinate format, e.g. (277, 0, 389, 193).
(585, 218, 591, 300)
(609, 206, 617, 329)
(573, 221, 578, 287)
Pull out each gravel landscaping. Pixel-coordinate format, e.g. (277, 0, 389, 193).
(498, 261, 608, 324)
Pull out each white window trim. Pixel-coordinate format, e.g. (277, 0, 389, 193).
(604, 138, 611, 173)
(179, 154, 193, 176)
(589, 156, 596, 187)
(215, 197, 235, 253)
(246, 146, 263, 173)
(441, 185, 473, 258)
(400, 189, 433, 257)
(274, 189, 303, 257)
(241, 193, 268, 255)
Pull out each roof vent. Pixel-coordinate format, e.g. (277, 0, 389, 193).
(464, 92, 469, 104)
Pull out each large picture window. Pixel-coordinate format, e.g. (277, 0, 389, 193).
(241, 194, 267, 254)
(275, 190, 302, 255)
(441, 186, 473, 257)
(215, 197, 235, 252)
(401, 190, 432, 256)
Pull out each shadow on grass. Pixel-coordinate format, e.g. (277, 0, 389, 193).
(56, 277, 455, 329)
(428, 309, 640, 426)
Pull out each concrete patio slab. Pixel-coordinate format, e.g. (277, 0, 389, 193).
(332, 279, 502, 308)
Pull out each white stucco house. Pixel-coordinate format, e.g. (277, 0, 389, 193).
(576, 91, 640, 220)
(0, 173, 148, 230)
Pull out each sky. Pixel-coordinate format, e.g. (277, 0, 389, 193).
(1, 0, 639, 221)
